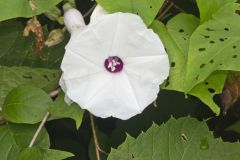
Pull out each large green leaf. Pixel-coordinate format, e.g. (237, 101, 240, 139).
(196, 0, 236, 23)
(0, 123, 49, 160)
(109, 90, 207, 148)
(48, 92, 84, 129)
(0, 20, 68, 69)
(108, 117, 240, 160)
(151, 14, 199, 91)
(0, 0, 63, 21)
(0, 66, 60, 106)
(2, 86, 52, 124)
(96, 0, 164, 26)
(151, 14, 226, 114)
(185, 3, 240, 92)
(17, 147, 74, 160)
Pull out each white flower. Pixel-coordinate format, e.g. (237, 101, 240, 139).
(60, 6, 170, 120)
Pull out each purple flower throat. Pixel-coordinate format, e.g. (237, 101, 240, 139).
(104, 56, 123, 73)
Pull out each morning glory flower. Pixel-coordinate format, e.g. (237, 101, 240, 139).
(60, 5, 170, 120)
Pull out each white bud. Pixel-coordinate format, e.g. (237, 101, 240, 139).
(90, 5, 108, 22)
(64, 8, 86, 33)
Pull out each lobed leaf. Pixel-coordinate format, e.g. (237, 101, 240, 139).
(185, 3, 240, 92)
(108, 117, 240, 160)
(96, 0, 164, 26)
(151, 14, 227, 114)
(196, 0, 236, 23)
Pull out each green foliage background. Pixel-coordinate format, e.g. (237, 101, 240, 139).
(1, 0, 240, 159)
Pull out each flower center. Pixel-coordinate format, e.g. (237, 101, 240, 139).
(104, 56, 123, 73)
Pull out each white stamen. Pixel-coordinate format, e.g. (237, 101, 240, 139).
(107, 58, 121, 72)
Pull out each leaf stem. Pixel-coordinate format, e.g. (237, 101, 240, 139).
(157, 1, 174, 20)
(90, 113, 101, 160)
(48, 88, 61, 98)
(28, 112, 50, 147)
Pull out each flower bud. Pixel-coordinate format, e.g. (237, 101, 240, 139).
(44, 7, 62, 21)
(45, 29, 64, 47)
(64, 8, 86, 33)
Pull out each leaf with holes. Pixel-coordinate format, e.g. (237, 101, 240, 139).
(2, 86, 53, 124)
(96, 0, 164, 26)
(0, 0, 63, 21)
(196, 0, 236, 23)
(0, 66, 60, 106)
(185, 3, 240, 92)
(0, 20, 68, 69)
(151, 14, 227, 114)
(17, 147, 74, 160)
(0, 123, 49, 160)
(108, 117, 240, 160)
(48, 92, 84, 129)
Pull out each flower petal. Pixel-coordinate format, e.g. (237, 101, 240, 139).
(88, 13, 146, 58)
(90, 5, 108, 22)
(61, 50, 104, 80)
(65, 29, 108, 66)
(124, 69, 160, 111)
(59, 75, 73, 105)
(84, 72, 142, 120)
(63, 72, 112, 107)
(125, 55, 170, 84)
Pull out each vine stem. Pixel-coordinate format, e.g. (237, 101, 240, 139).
(90, 113, 101, 160)
(28, 89, 60, 147)
(83, 3, 97, 18)
(28, 112, 50, 147)
(157, 0, 174, 20)
(48, 88, 61, 98)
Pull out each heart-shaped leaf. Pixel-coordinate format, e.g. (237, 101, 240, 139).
(0, 123, 49, 160)
(2, 86, 52, 124)
(17, 147, 74, 160)
(0, 66, 60, 106)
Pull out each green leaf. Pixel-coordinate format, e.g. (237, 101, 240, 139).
(17, 147, 73, 160)
(109, 90, 206, 148)
(48, 92, 84, 129)
(0, 66, 60, 106)
(189, 71, 226, 114)
(151, 14, 199, 91)
(151, 14, 226, 114)
(0, 123, 49, 160)
(96, 0, 164, 26)
(185, 3, 240, 92)
(196, 0, 236, 23)
(227, 120, 240, 133)
(2, 86, 52, 124)
(108, 117, 240, 160)
(0, 20, 68, 69)
(0, 0, 63, 21)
